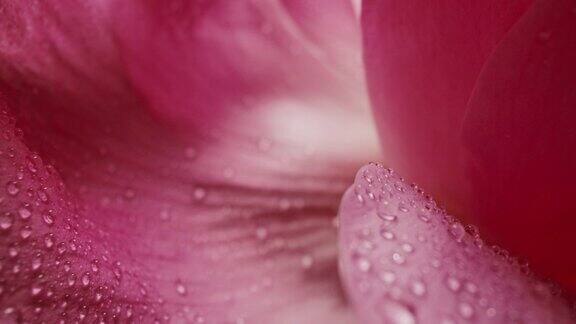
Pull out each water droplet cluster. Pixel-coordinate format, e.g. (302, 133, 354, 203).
(339, 163, 573, 323)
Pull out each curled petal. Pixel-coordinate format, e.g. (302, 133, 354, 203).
(339, 164, 574, 323)
(462, 0, 576, 292)
(362, 0, 531, 216)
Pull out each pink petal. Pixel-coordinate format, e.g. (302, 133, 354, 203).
(462, 0, 576, 292)
(362, 0, 531, 217)
(339, 163, 574, 323)
(0, 1, 379, 322)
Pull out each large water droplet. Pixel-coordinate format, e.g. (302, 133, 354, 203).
(0, 213, 14, 231)
(6, 181, 20, 196)
(449, 223, 465, 242)
(18, 206, 31, 220)
(458, 302, 474, 319)
(410, 280, 427, 297)
(20, 226, 32, 239)
(301, 254, 314, 270)
(445, 276, 461, 292)
(42, 213, 54, 226)
(380, 300, 416, 324)
(391, 252, 406, 265)
(175, 280, 187, 296)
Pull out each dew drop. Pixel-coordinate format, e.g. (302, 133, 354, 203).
(401, 243, 414, 253)
(0, 213, 14, 230)
(31, 286, 43, 296)
(410, 280, 427, 297)
(391, 252, 406, 265)
(418, 214, 430, 223)
(465, 282, 478, 294)
(175, 280, 187, 296)
(449, 223, 465, 242)
(20, 226, 32, 239)
(398, 204, 409, 213)
(255, 226, 269, 241)
(44, 233, 55, 249)
(301, 254, 314, 270)
(379, 270, 397, 284)
(31, 256, 42, 271)
(445, 276, 461, 292)
(18, 206, 32, 220)
(356, 257, 372, 272)
(380, 228, 395, 240)
(380, 300, 416, 324)
(42, 213, 54, 226)
(6, 181, 20, 196)
(37, 189, 49, 203)
(458, 302, 474, 319)
(81, 272, 91, 287)
(193, 187, 206, 201)
(377, 211, 397, 222)
(67, 274, 76, 286)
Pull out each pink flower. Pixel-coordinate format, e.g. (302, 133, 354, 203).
(0, 0, 573, 323)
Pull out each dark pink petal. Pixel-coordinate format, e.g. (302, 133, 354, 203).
(0, 1, 379, 322)
(462, 0, 576, 292)
(362, 0, 531, 217)
(339, 164, 574, 323)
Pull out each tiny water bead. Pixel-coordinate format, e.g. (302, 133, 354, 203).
(175, 280, 187, 296)
(5, 181, 20, 196)
(301, 254, 314, 270)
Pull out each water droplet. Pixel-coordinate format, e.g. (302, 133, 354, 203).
(193, 187, 206, 201)
(20, 226, 32, 239)
(37, 189, 49, 203)
(401, 243, 414, 253)
(8, 246, 19, 257)
(175, 280, 187, 296)
(410, 280, 427, 297)
(398, 204, 409, 213)
(377, 211, 397, 222)
(446, 276, 461, 292)
(18, 206, 32, 220)
(91, 259, 100, 273)
(67, 274, 76, 286)
(255, 226, 268, 240)
(357, 257, 372, 272)
(159, 208, 171, 221)
(379, 270, 396, 284)
(391, 252, 406, 265)
(380, 300, 416, 324)
(458, 302, 474, 319)
(0, 213, 14, 230)
(31, 286, 43, 296)
(6, 181, 20, 196)
(301, 254, 314, 270)
(418, 214, 430, 223)
(465, 282, 478, 294)
(449, 223, 465, 242)
(31, 257, 42, 271)
(44, 233, 55, 249)
(380, 228, 395, 240)
(42, 213, 54, 226)
(81, 272, 91, 287)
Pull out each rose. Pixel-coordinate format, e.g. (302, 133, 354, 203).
(0, 0, 573, 323)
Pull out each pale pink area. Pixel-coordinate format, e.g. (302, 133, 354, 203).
(338, 163, 574, 323)
(0, 0, 378, 323)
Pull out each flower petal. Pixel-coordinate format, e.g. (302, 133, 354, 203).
(362, 0, 532, 216)
(0, 0, 379, 322)
(462, 0, 576, 292)
(339, 164, 574, 323)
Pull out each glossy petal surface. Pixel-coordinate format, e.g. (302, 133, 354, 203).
(362, 0, 531, 216)
(462, 0, 576, 292)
